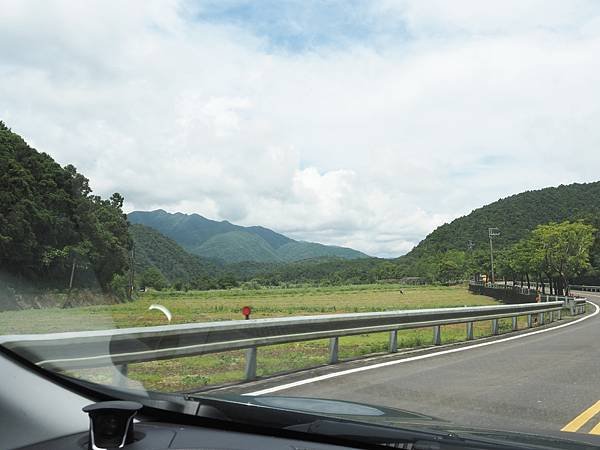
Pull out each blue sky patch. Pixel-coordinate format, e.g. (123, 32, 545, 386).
(191, 0, 401, 52)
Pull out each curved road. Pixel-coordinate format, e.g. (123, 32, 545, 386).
(239, 292, 600, 436)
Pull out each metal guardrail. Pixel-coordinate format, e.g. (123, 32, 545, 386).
(570, 285, 600, 293)
(471, 281, 590, 303)
(0, 298, 582, 384)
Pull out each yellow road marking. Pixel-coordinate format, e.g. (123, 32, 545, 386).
(589, 421, 600, 435)
(561, 400, 600, 433)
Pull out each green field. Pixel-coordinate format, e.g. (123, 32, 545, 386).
(0, 284, 529, 392)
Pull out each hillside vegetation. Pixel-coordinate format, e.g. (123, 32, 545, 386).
(196, 231, 281, 263)
(408, 182, 600, 258)
(130, 224, 222, 282)
(128, 209, 368, 263)
(0, 122, 131, 306)
(396, 182, 600, 285)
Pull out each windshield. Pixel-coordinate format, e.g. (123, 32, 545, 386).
(2, 1, 600, 447)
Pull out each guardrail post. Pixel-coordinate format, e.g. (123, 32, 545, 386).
(538, 312, 545, 326)
(113, 364, 128, 387)
(329, 337, 339, 364)
(569, 299, 575, 316)
(512, 316, 518, 331)
(433, 326, 441, 345)
(491, 319, 499, 335)
(527, 314, 532, 328)
(389, 330, 398, 353)
(557, 309, 562, 320)
(466, 322, 474, 340)
(245, 347, 257, 381)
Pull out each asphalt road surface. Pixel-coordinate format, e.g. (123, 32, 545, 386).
(238, 292, 600, 436)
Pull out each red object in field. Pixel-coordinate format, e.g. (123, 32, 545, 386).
(242, 306, 252, 320)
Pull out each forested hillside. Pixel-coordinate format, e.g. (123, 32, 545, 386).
(408, 182, 600, 258)
(391, 182, 600, 285)
(129, 223, 381, 289)
(195, 231, 282, 263)
(0, 121, 131, 301)
(128, 209, 368, 263)
(130, 224, 222, 284)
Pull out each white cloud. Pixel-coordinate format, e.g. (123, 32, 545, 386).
(374, 0, 597, 36)
(2, 1, 600, 257)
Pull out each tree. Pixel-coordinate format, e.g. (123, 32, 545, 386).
(502, 239, 538, 288)
(141, 267, 168, 291)
(434, 250, 468, 283)
(530, 221, 596, 295)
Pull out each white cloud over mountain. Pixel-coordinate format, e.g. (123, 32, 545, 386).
(2, 1, 600, 257)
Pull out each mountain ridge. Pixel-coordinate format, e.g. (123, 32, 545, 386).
(128, 209, 368, 263)
(405, 181, 600, 260)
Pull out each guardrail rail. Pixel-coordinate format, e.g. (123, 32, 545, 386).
(0, 294, 586, 384)
(570, 284, 600, 293)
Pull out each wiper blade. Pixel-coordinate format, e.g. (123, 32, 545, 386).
(286, 419, 536, 450)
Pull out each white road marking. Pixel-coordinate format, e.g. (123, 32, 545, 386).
(244, 301, 599, 396)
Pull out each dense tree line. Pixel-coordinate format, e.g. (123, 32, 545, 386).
(496, 221, 596, 294)
(0, 122, 131, 295)
(392, 220, 598, 292)
(134, 251, 412, 291)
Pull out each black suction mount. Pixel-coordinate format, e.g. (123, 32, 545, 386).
(82, 401, 142, 449)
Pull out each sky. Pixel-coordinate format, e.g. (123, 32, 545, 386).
(2, 1, 600, 257)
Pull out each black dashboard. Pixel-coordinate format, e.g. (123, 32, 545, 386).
(20, 421, 361, 450)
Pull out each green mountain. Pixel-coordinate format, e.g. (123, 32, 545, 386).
(406, 181, 600, 259)
(129, 224, 222, 283)
(128, 210, 368, 263)
(196, 231, 282, 263)
(276, 241, 367, 262)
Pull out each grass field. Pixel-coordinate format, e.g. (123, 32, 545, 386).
(0, 284, 528, 392)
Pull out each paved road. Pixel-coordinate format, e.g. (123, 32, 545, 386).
(241, 292, 600, 435)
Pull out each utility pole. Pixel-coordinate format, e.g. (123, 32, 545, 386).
(467, 240, 474, 282)
(128, 242, 135, 300)
(488, 228, 500, 284)
(68, 259, 76, 290)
